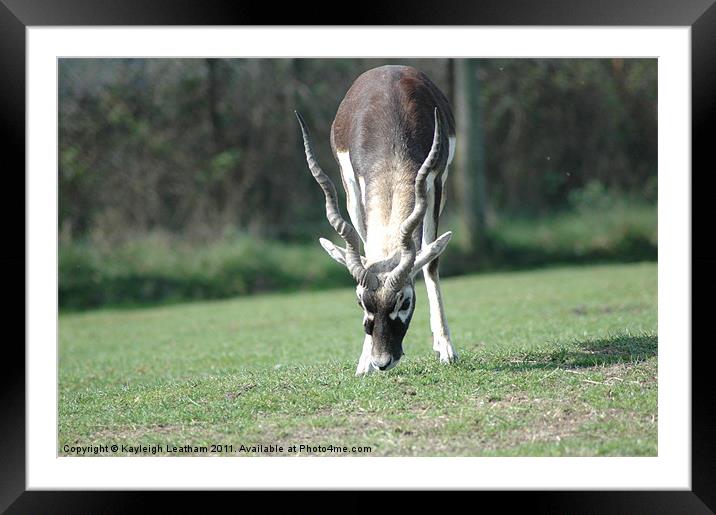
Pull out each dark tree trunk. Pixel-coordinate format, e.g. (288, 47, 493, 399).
(453, 58, 488, 252)
(206, 58, 226, 152)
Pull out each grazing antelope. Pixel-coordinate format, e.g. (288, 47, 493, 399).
(296, 65, 457, 375)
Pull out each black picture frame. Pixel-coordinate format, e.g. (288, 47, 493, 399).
(2, 0, 714, 512)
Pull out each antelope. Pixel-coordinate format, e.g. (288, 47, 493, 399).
(296, 65, 457, 375)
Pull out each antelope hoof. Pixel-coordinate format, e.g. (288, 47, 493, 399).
(434, 336, 458, 363)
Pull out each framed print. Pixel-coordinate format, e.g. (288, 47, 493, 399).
(3, 0, 714, 511)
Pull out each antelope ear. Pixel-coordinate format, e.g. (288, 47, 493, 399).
(319, 238, 347, 266)
(319, 238, 367, 267)
(411, 231, 452, 276)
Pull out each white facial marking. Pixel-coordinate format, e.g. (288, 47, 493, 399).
(356, 334, 375, 375)
(337, 151, 366, 243)
(389, 287, 413, 323)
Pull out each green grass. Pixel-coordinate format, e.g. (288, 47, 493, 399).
(59, 201, 656, 310)
(59, 262, 657, 456)
(58, 233, 353, 310)
(479, 201, 657, 269)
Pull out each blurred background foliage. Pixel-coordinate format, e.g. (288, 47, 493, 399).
(59, 58, 657, 310)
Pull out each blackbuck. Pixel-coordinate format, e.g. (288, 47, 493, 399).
(296, 65, 457, 375)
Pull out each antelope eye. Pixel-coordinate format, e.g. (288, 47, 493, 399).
(399, 298, 411, 311)
(363, 315, 374, 335)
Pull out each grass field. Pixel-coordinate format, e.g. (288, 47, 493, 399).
(59, 200, 656, 310)
(59, 262, 657, 456)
